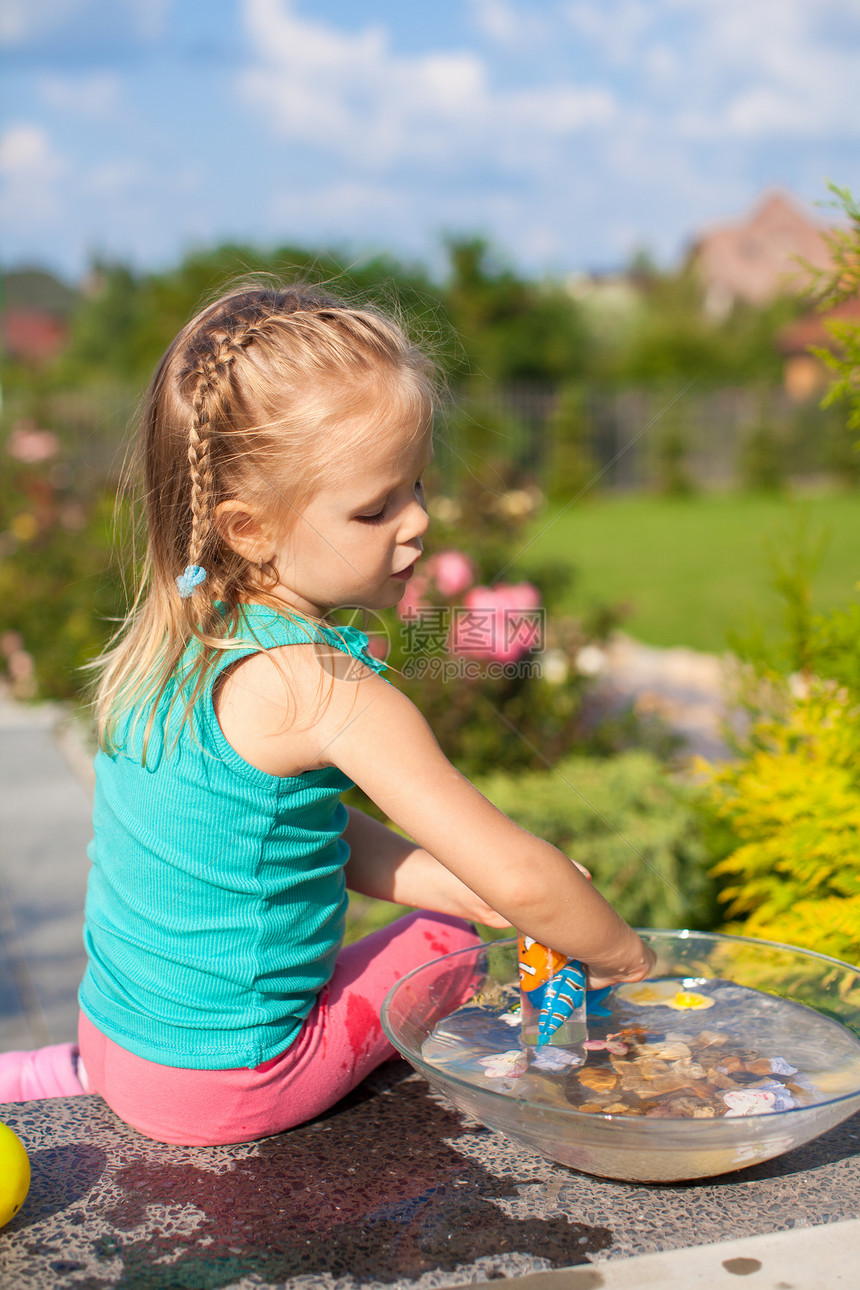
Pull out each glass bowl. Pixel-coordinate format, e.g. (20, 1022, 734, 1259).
(380, 931, 860, 1183)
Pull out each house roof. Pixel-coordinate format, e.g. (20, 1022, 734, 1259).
(689, 191, 834, 310)
(1, 307, 70, 363)
(777, 294, 860, 356)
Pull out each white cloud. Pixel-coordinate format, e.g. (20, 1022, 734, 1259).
(564, 0, 860, 139)
(0, 1, 81, 46)
(0, 0, 169, 47)
(0, 123, 68, 225)
(270, 177, 410, 228)
(38, 71, 123, 119)
(0, 123, 64, 175)
(469, 0, 552, 48)
(125, 0, 169, 42)
(239, 0, 860, 188)
(698, 1, 860, 138)
(564, 0, 654, 65)
(232, 0, 859, 275)
(83, 158, 146, 195)
(238, 0, 615, 171)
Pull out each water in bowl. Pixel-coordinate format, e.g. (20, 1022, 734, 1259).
(421, 975, 860, 1121)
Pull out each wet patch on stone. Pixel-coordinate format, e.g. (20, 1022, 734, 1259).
(94, 1077, 611, 1286)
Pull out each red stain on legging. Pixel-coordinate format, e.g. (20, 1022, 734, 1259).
(345, 994, 379, 1067)
(422, 930, 449, 956)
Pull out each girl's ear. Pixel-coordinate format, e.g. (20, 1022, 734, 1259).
(213, 500, 268, 563)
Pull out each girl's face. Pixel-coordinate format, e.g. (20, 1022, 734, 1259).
(268, 411, 432, 619)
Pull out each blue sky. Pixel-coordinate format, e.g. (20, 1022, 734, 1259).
(2, 0, 859, 283)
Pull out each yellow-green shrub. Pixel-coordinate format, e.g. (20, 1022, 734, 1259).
(708, 684, 860, 964)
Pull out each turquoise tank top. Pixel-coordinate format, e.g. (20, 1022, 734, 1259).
(79, 605, 387, 1069)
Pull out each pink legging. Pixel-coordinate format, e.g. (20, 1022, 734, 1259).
(77, 910, 481, 1146)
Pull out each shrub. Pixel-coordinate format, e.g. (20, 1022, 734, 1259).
(471, 750, 717, 930)
(707, 684, 860, 963)
(0, 424, 129, 702)
(810, 183, 860, 442)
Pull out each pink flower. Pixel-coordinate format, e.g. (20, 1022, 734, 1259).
(0, 631, 24, 658)
(450, 582, 542, 664)
(426, 549, 476, 598)
(583, 1039, 629, 1056)
(723, 1088, 776, 1117)
(478, 1049, 528, 1079)
(6, 421, 60, 464)
(532, 1047, 584, 1070)
(364, 633, 390, 662)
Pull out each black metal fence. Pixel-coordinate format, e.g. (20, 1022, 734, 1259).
(441, 380, 852, 494)
(2, 378, 852, 497)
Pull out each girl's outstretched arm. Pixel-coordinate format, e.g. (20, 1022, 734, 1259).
(343, 805, 511, 928)
(310, 660, 655, 989)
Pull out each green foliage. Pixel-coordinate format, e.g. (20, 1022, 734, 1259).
(344, 893, 412, 945)
(59, 263, 150, 381)
(335, 586, 620, 786)
(544, 383, 599, 503)
(472, 750, 717, 930)
(0, 452, 129, 701)
(443, 238, 590, 382)
(809, 183, 860, 439)
(806, 602, 860, 698)
(437, 397, 532, 504)
(353, 481, 640, 779)
(709, 543, 860, 963)
(816, 312, 860, 437)
(57, 235, 595, 396)
(739, 421, 787, 493)
(707, 685, 860, 963)
(713, 532, 860, 965)
(400, 661, 587, 780)
(56, 246, 446, 389)
(728, 510, 860, 701)
(607, 264, 798, 385)
(651, 417, 695, 496)
(729, 513, 826, 678)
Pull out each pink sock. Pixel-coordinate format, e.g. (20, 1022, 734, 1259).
(0, 1043, 88, 1102)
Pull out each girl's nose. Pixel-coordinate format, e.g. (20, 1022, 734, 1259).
(404, 497, 430, 543)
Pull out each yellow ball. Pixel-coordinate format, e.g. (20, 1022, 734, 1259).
(0, 1122, 30, 1228)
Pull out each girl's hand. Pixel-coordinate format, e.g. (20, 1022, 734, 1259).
(584, 937, 657, 992)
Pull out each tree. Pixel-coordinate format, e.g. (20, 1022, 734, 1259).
(444, 237, 589, 383)
(810, 183, 860, 440)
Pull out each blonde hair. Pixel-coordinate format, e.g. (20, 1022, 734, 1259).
(93, 280, 436, 752)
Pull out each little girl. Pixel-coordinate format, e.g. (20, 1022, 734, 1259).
(1, 283, 654, 1143)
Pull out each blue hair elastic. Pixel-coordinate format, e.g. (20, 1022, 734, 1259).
(176, 564, 207, 598)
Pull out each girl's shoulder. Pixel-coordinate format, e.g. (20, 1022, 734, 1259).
(211, 604, 388, 778)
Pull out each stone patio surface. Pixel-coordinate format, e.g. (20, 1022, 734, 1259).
(2, 1071, 860, 1289)
(2, 687, 860, 1287)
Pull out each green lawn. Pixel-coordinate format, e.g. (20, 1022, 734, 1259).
(518, 491, 860, 654)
